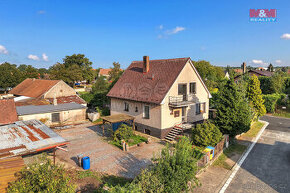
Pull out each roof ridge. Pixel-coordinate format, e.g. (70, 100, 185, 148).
(132, 57, 190, 63)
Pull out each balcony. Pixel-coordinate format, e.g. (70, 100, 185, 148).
(169, 95, 195, 107)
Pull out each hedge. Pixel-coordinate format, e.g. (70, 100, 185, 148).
(263, 94, 281, 113)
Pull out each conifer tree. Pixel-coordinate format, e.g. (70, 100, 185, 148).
(214, 80, 252, 136)
(247, 75, 266, 118)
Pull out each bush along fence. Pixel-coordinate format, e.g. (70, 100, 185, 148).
(197, 135, 229, 170)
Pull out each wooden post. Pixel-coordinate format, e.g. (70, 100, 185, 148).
(102, 120, 105, 137)
(53, 148, 56, 165)
(132, 119, 135, 130)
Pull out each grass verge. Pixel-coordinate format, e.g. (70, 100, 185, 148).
(273, 109, 290, 118)
(213, 143, 247, 170)
(242, 121, 265, 138)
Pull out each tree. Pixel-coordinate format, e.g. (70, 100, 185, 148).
(0, 62, 22, 91)
(269, 73, 285, 93)
(7, 155, 75, 193)
(214, 80, 252, 136)
(23, 65, 39, 79)
(63, 54, 95, 83)
(267, 63, 274, 72)
(192, 122, 223, 147)
(246, 75, 266, 118)
(49, 63, 82, 86)
(192, 60, 225, 91)
(109, 62, 123, 82)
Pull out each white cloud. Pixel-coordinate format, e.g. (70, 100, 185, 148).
(42, 53, 48, 61)
(275, 60, 282, 64)
(166, 26, 186, 35)
(252, 59, 264, 64)
(159, 25, 163, 30)
(37, 10, 46, 14)
(28, 54, 39, 61)
(0, 45, 8, 54)
(281, 33, 290, 40)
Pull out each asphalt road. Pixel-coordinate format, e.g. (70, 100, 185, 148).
(225, 116, 290, 193)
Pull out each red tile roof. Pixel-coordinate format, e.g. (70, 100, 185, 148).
(0, 99, 18, 125)
(107, 57, 190, 104)
(99, 69, 112, 76)
(9, 79, 60, 98)
(15, 95, 86, 106)
(47, 95, 86, 105)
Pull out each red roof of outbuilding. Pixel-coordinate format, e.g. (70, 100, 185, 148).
(9, 79, 60, 98)
(99, 69, 112, 76)
(0, 99, 18, 125)
(107, 57, 190, 104)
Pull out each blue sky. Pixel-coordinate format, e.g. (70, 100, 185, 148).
(0, 0, 289, 69)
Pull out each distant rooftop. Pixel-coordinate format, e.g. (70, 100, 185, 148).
(0, 99, 18, 125)
(16, 103, 87, 116)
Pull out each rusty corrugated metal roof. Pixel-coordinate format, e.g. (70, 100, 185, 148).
(0, 119, 67, 159)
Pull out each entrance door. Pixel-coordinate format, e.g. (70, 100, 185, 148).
(178, 84, 187, 101)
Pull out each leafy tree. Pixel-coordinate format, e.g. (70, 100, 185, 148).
(0, 62, 22, 91)
(267, 63, 274, 72)
(281, 67, 287, 73)
(49, 63, 83, 86)
(7, 155, 75, 193)
(109, 62, 123, 82)
(23, 65, 39, 79)
(246, 75, 266, 118)
(38, 68, 49, 78)
(269, 73, 285, 93)
(192, 122, 223, 147)
(113, 124, 134, 141)
(192, 60, 225, 91)
(152, 137, 199, 192)
(63, 54, 95, 83)
(214, 80, 252, 136)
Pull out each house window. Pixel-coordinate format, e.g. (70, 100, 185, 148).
(178, 84, 187, 95)
(135, 107, 138, 112)
(143, 105, 150, 119)
(196, 103, 206, 115)
(190, 82, 196, 94)
(174, 110, 180, 117)
(51, 113, 60, 122)
(124, 102, 129, 112)
(196, 103, 201, 115)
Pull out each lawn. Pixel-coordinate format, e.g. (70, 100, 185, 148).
(273, 109, 290, 119)
(213, 143, 247, 170)
(109, 135, 148, 150)
(242, 121, 265, 138)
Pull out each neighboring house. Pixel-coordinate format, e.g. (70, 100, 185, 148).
(0, 99, 18, 125)
(9, 78, 87, 126)
(99, 68, 112, 78)
(107, 56, 211, 139)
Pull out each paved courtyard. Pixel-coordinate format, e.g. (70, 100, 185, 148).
(225, 116, 290, 193)
(55, 123, 165, 178)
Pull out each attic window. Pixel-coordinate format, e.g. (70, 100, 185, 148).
(190, 82, 196, 94)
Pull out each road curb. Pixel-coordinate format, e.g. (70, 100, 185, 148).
(218, 120, 269, 193)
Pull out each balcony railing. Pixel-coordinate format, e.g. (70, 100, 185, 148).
(169, 95, 195, 107)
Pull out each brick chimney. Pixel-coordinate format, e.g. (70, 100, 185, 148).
(242, 62, 246, 74)
(143, 56, 149, 73)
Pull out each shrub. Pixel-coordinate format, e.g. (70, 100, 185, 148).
(263, 94, 280, 113)
(192, 122, 223, 147)
(8, 155, 75, 193)
(113, 124, 134, 141)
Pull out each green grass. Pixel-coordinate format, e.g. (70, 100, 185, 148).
(273, 109, 290, 118)
(77, 170, 101, 180)
(243, 121, 265, 138)
(109, 135, 148, 149)
(213, 143, 247, 170)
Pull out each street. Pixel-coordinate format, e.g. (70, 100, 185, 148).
(225, 116, 290, 193)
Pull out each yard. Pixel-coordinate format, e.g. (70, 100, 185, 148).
(54, 122, 165, 179)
